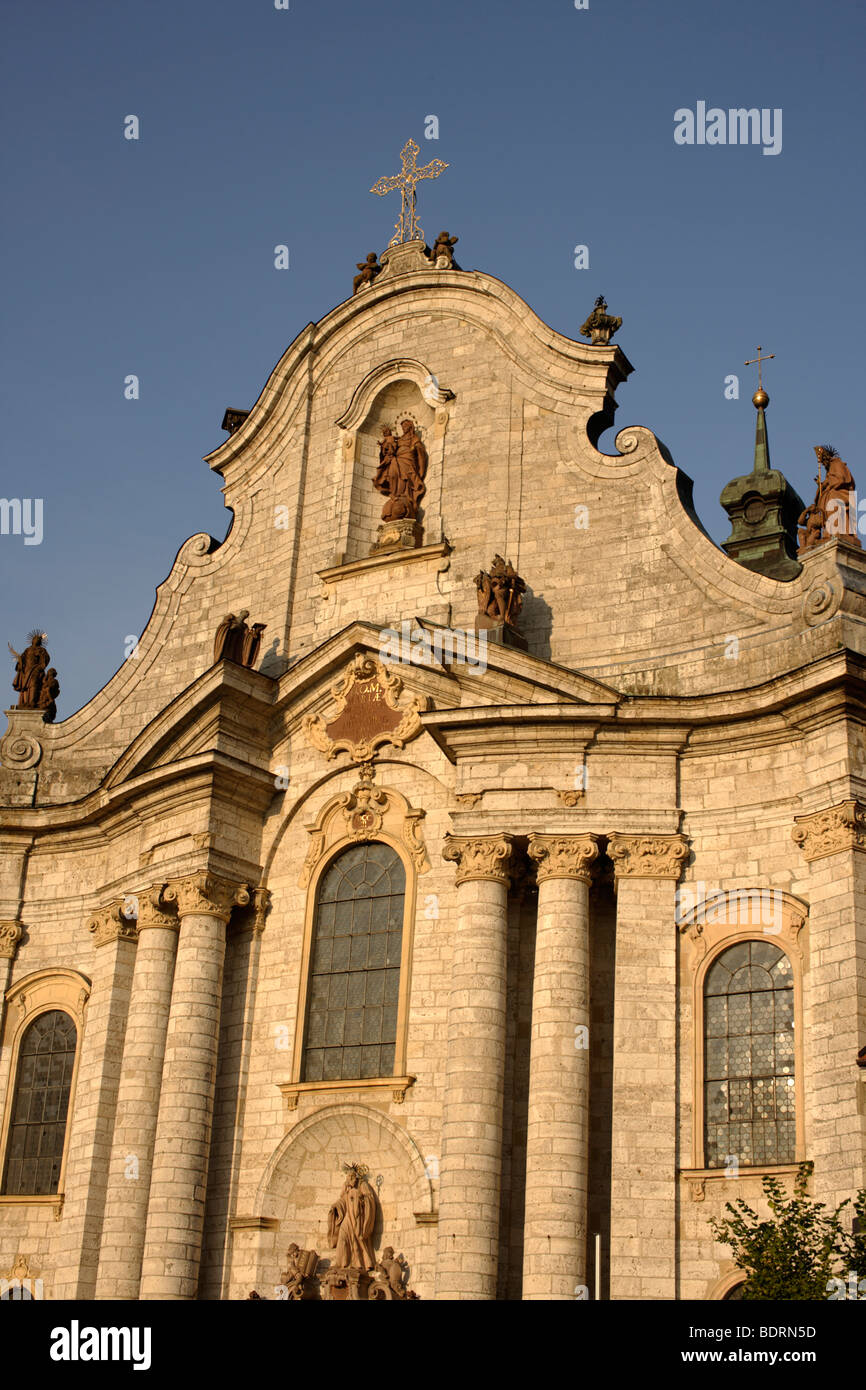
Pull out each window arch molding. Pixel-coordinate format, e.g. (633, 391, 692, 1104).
(678, 889, 807, 1172)
(0, 969, 90, 1206)
(287, 776, 429, 1103)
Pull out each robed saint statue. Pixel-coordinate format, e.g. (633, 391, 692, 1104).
(327, 1164, 377, 1270)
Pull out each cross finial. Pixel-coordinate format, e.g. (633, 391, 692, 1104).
(371, 138, 448, 248)
(744, 345, 775, 392)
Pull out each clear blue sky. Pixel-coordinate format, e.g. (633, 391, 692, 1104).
(2, 0, 864, 716)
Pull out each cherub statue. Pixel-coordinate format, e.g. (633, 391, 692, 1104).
(430, 231, 459, 269)
(353, 253, 381, 294)
(280, 1242, 318, 1300)
(371, 1246, 407, 1298)
(37, 668, 60, 722)
(797, 501, 825, 552)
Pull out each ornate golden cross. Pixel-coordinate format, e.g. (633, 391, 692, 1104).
(371, 138, 448, 248)
(744, 345, 775, 391)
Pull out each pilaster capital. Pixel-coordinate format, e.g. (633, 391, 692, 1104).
(608, 833, 689, 880)
(0, 920, 23, 960)
(163, 872, 251, 923)
(135, 885, 180, 932)
(442, 834, 514, 886)
(792, 800, 866, 861)
(527, 833, 599, 883)
(233, 887, 272, 935)
(89, 901, 138, 948)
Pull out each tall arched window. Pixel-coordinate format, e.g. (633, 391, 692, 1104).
(1, 1010, 77, 1196)
(302, 842, 405, 1082)
(704, 940, 794, 1167)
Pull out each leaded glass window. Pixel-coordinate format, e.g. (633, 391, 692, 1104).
(704, 941, 794, 1167)
(2, 1010, 77, 1195)
(302, 843, 405, 1082)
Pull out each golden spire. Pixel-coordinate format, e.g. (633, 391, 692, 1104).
(371, 138, 448, 248)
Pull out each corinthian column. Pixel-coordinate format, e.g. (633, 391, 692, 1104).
(607, 833, 687, 1300)
(436, 834, 514, 1300)
(522, 834, 599, 1300)
(95, 887, 179, 1299)
(138, 873, 249, 1301)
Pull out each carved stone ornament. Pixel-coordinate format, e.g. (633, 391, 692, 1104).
(0, 710, 45, 770)
(135, 886, 179, 933)
(579, 295, 622, 345)
(279, 1244, 320, 1300)
(607, 833, 689, 880)
(443, 833, 514, 886)
(163, 873, 251, 923)
(556, 789, 584, 807)
(792, 800, 866, 861)
(303, 654, 429, 765)
(300, 772, 430, 888)
(0, 920, 23, 960)
(89, 902, 138, 949)
(527, 834, 600, 883)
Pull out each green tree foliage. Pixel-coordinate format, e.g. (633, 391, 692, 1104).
(709, 1162, 864, 1300)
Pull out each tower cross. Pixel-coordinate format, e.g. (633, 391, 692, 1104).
(744, 345, 775, 391)
(371, 138, 448, 248)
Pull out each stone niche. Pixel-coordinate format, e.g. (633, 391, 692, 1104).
(244, 1104, 436, 1299)
(346, 380, 437, 562)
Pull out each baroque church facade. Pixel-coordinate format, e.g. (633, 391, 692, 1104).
(1, 217, 865, 1301)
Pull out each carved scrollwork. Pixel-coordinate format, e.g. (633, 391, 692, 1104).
(179, 532, 217, 565)
(442, 834, 514, 886)
(163, 873, 251, 923)
(0, 731, 42, 769)
(303, 654, 429, 765)
(527, 834, 600, 883)
(792, 800, 866, 861)
(135, 885, 179, 932)
(89, 902, 138, 948)
(0, 920, 23, 960)
(608, 833, 689, 879)
(300, 776, 430, 888)
(803, 580, 839, 626)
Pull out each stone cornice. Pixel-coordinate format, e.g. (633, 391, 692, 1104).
(442, 834, 514, 886)
(89, 901, 138, 948)
(792, 800, 866, 861)
(0, 920, 23, 960)
(608, 833, 689, 880)
(163, 872, 251, 922)
(527, 834, 600, 883)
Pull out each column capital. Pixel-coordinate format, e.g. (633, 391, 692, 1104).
(163, 872, 251, 923)
(792, 800, 866, 861)
(527, 833, 600, 883)
(608, 833, 689, 880)
(0, 920, 23, 960)
(443, 834, 514, 886)
(135, 886, 180, 933)
(89, 902, 138, 948)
